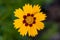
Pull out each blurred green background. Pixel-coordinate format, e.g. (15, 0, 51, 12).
(0, 0, 59, 40)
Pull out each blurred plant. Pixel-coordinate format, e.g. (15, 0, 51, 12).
(0, 0, 57, 40)
(13, 4, 46, 37)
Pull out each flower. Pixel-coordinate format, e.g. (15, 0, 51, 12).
(13, 4, 46, 37)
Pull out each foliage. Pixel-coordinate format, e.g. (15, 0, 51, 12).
(0, 0, 57, 40)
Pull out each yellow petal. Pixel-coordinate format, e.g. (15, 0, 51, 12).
(34, 12, 46, 21)
(13, 19, 23, 29)
(14, 8, 24, 18)
(32, 5, 41, 14)
(28, 27, 38, 37)
(33, 22, 44, 30)
(23, 4, 33, 14)
(18, 26, 28, 36)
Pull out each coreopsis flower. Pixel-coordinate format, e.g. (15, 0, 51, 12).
(13, 4, 46, 37)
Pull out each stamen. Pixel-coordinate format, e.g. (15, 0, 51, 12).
(23, 13, 36, 27)
(27, 13, 30, 16)
(25, 23, 28, 26)
(31, 14, 34, 17)
(23, 15, 27, 19)
(33, 21, 36, 24)
(23, 20, 26, 23)
(29, 24, 32, 27)
(34, 17, 36, 20)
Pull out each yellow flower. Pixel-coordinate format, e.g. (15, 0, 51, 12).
(13, 4, 46, 37)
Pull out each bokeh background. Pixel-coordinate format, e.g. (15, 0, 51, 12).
(0, 0, 60, 40)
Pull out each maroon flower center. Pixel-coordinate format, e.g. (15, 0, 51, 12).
(23, 13, 36, 27)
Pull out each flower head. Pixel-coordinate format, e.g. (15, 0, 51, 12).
(13, 4, 46, 37)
